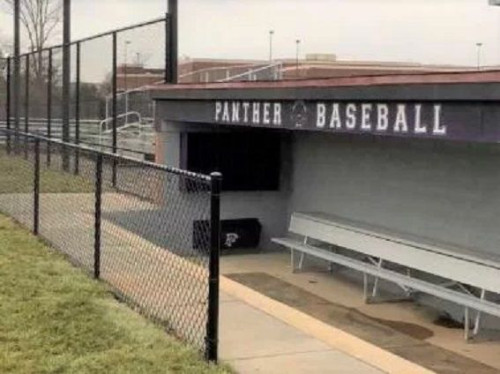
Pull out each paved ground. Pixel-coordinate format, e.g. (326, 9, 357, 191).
(0, 192, 389, 373)
(226, 272, 498, 374)
(220, 291, 384, 374)
(221, 253, 500, 373)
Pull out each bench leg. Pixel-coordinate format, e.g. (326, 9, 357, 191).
(364, 257, 383, 301)
(473, 289, 486, 337)
(473, 312, 482, 338)
(367, 257, 413, 302)
(464, 307, 471, 341)
(291, 250, 306, 273)
(327, 246, 337, 273)
(363, 273, 369, 304)
(298, 252, 305, 271)
(372, 259, 383, 298)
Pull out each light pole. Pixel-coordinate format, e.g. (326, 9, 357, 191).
(476, 42, 483, 70)
(123, 40, 132, 126)
(269, 30, 274, 62)
(295, 39, 301, 78)
(124, 40, 131, 90)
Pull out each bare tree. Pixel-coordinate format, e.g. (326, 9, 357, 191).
(2, 0, 61, 105)
(3, 0, 62, 53)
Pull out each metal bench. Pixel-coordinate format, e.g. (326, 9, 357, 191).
(272, 212, 500, 340)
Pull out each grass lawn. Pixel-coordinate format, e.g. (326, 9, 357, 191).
(0, 215, 231, 374)
(0, 150, 94, 194)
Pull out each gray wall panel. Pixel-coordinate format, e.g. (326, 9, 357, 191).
(290, 133, 500, 258)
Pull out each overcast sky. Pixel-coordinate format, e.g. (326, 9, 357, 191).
(1, 0, 500, 67)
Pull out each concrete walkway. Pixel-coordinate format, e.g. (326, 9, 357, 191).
(220, 290, 385, 374)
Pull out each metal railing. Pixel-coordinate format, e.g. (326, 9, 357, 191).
(0, 128, 221, 362)
(0, 118, 155, 160)
(99, 112, 143, 132)
(217, 62, 284, 82)
(178, 62, 284, 83)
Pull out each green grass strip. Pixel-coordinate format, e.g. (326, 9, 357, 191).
(0, 215, 231, 374)
(0, 151, 94, 194)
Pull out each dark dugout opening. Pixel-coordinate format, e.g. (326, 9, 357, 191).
(182, 128, 282, 192)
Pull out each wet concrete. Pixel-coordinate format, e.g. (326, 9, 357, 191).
(227, 272, 499, 374)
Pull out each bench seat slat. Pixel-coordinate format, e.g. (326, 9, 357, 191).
(289, 215, 500, 294)
(295, 212, 500, 268)
(272, 237, 500, 318)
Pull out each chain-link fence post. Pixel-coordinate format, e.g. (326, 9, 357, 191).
(94, 153, 103, 279)
(74, 42, 81, 175)
(62, 0, 71, 169)
(24, 54, 30, 159)
(165, 13, 171, 84)
(166, 0, 178, 84)
(47, 49, 53, 166)
(112, 32, 118, 187)
(6, 57, 11, 154)
(13, 0, 20, 149)
(206, 171, 222, 362)
(34, 138, 40, 235)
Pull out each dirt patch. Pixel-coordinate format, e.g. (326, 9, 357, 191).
(374, 319, 434, 341)
(227, 272, 499, 374)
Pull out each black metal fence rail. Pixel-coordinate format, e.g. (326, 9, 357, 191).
(0, 129, 221, 362)
(0, 17, 167, 158)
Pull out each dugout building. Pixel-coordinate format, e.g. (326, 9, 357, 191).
(152, 71, 500, 332)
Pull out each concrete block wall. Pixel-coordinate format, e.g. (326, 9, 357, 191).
(290, 132, 500, 260)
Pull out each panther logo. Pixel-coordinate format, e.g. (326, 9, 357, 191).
(291, 100, 308, 128)
(225, 233, 239, 248)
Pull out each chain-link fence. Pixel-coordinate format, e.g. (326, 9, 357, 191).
(0, 129, 221, 362)
(0, 57, 8, 147)
(0, 17, 166, 161)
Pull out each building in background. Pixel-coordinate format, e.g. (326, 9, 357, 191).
(176, 54, 473, 83)
(116, 54, 473, 91)
(116, 64, 164, 92)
